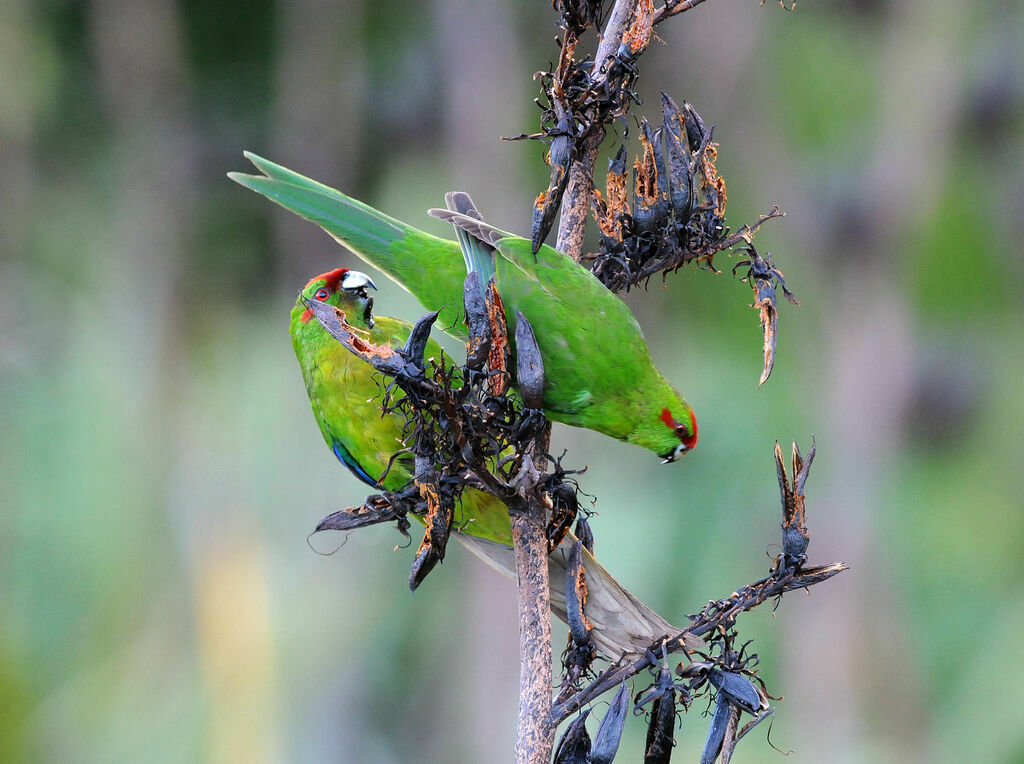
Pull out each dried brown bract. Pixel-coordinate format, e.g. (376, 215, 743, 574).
(553, 0, 607, 35)
(559, 540, 598, 692)
(774, 437, 816, 570)
(732, 243, 799, 385)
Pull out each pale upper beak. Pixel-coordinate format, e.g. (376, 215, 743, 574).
(660, 443, 690, 464)
(342, 270, 377, 290)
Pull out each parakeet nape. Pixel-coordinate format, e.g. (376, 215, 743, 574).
(231, 153, 697, 462)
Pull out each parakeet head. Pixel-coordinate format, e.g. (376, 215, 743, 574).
(291, 268, 377, 331)
(657, 406, 698, 464)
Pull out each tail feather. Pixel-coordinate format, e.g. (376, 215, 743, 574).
(242, 151, 357, 203)
(228, 173, 410, 258)
(444, 191, 483, 222)
(455, 532, 703, 658)
(429, 206, 509, 248)
(231, 153, 472, 334)
(442, 193, 495, 296)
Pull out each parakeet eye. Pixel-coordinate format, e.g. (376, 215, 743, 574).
(314, 288, 330, 301)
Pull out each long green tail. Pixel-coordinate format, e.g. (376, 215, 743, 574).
(229, 153, 469, 330)
(232, 153, 411, 256)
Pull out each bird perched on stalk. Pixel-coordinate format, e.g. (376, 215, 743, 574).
(231, 153, 697, 463)
(289, 266, 700, 657)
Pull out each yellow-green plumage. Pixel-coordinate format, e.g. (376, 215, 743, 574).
(287, 268, 704, 658)
(290, 270, 511, 545)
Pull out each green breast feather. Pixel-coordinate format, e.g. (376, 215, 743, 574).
(290, 280, 512, 545)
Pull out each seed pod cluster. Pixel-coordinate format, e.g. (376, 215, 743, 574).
(588, 94, 730, 292)
(507, 2, 644, 252)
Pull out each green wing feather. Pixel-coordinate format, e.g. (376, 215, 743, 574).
(243, 153, 695, 457)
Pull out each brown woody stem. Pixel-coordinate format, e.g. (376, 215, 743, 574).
(555, 0, 640, 258)
(556, 128, 604, 259)
(511, 503, 555, 762)
(512, 425, 555, 763)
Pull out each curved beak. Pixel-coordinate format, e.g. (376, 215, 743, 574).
(660, 444, 690, 464)
(342, 270, 377, 290)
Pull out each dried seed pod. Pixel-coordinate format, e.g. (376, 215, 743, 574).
(707, 669, 767, 715)
(316, 496, 404, 533)
(775, 438, 816, 564)
(732, 245, 799, 386)
(642, 665, 677, 763)
(408, 459, 454, 590)
(632, 118, 669, 232)
(700, 694, 737, 764)
(547, 482, 580, 551)
(513, 310, 545, 409)
(593, 145, 630, 241)
(463, 271, 490, 372)
(591, 682, 630, 764)
(661, 92, 694, 222)
(682, 100, 708, 153)
(485, 280, 511, 397)
(532, 121, 574, 253)
(401, 311, 440, 378)
(553, 710, 592, 764)
(574, 516, 594, 554)
(564, 541, 592, 646)
(304, 297, 397, 373)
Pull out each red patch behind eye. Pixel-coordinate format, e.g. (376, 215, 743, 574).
(660, 408, 677, 430)
(683, 411, 698, 449)
(661, 407, 698, 448)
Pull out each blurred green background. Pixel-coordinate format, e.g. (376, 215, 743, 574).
(2, 0, 1022, 761)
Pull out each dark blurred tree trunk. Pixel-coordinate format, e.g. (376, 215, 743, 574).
(436, 0, 529, 223)
(271, 0, 367, 289)
(0, 2, 36, 275)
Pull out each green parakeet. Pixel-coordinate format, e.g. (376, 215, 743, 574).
(231, 153, 697, 463)
(290, 266, 699, 657)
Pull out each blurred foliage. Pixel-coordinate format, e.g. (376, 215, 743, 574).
(1, 0, 1022, 762)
